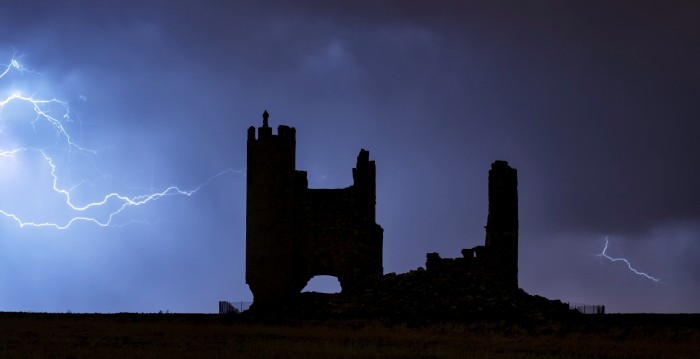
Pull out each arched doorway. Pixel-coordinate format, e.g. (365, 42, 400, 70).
(301, 275, 342, 294)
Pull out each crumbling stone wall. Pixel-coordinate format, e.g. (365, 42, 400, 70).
(274, 164, 559, 321)
(277, 160, 525, 320)
(246, 112, 383, 307)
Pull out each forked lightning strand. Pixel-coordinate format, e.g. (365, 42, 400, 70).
(596, 236, 660, 282)
(0, 53, 233, 229)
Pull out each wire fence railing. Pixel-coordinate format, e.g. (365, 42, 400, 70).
(568, 303, 605, 314)
(218, 301, 252, 314)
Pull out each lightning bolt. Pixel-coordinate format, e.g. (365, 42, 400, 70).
(0, 52, 237, 229)
(596, 236, 660, 282)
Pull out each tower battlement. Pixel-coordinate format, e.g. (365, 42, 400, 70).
(247, 112, 296, 142)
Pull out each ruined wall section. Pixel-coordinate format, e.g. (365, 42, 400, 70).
(298, 152, 383, 291)
(485, 160, 518, 288)
(425, 246, 512, 289)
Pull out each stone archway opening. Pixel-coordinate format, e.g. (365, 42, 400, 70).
(301, 275, 342, 294)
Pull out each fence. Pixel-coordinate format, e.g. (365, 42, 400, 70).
(218, 301, 253, 314)
(568, 303, 605, 314)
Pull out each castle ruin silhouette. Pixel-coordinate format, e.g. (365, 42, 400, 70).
(246, 111, 518, 309)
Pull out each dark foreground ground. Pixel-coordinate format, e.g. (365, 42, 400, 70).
(1, 312, 698, 358)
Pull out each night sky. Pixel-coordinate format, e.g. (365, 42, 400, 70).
(1, 1, 698, 313)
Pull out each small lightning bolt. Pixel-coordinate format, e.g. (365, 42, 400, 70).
(0, 53, 34, 78)
(596, 236, 660, 282)
(0, 52, 237, 230)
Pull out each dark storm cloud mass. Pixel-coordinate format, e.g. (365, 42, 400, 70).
(0, 1, 698, 313)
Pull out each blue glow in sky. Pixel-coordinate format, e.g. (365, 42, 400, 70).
(0, 1, 698, 313)
(0, 56, 235, 230)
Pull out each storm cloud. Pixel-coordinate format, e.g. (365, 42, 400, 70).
(0, 1, 698, 313)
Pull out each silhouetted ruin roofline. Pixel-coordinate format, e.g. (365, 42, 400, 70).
(245, 111, 525, 315)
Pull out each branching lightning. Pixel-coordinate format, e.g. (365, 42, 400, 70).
(596, 236, 660, 282)
(0, 53, 235, 230)
(0, 55, 31, 77)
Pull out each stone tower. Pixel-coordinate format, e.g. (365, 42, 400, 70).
(246, 111, 383, 307)
(246, 110, 300, 305)
(484, 160, 519, 287)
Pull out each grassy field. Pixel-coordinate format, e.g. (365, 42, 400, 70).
(0, 312, 698, 358)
